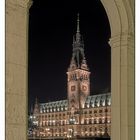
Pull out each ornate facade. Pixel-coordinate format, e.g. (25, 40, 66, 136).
(29, 14, 111, 139)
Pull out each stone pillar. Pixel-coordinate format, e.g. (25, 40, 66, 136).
(109, 33, 134, 140)
(6, 0, 32, 139)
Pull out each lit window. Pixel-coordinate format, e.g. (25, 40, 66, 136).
(102, 101, 105, 106)
(107, 119, 111, 123)
(97, 103, 100, 107)
(86, 104, 89, 108)
(108, 100, 111, 106)
(96, 118, 99, 123)
(91, 103, 94, 107)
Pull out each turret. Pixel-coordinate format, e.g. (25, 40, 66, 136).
(33, 97, 40, 115)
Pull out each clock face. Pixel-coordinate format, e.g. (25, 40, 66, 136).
(82, 85, 87, 91)
(71, 85, 76, 91)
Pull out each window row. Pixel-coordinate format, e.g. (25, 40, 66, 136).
(38, 113, 66, 119)
(39, 120, 67, 126)
(40, 107, 68, 113)
(83, 108, 111, 114)
(83, 118, 111, 124)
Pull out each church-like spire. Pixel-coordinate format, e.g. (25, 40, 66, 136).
(77, 13, 80, 33)
(69, 13, 89, 71)
(67, 14, 91, 111)
(76, 13, 81, 43)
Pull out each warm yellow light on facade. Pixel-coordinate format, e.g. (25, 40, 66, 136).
(45, 128, 50, 131)
(108, 120, 110, 123)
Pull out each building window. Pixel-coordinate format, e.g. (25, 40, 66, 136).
(89, 119, 92, 124)
(65, 107, 68, 110)
(84, 119, 86, 124)
(89, 110, 92, 114)
(99, 110, 102, 113)
(94, 110, 97, 113)
(86, 104, 89, 108)
(89, 127, 92, 132)
(105, 109, 108, 112)
(99, 118, 102, 123)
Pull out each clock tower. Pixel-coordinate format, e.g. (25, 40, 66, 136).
(67, 14, 90, 111)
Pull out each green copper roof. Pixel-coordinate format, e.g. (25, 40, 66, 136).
(39, 93, 111, 113)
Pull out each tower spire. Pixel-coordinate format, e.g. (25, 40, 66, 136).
(76, 13, 81, 42)
(67, 14, 90, 111)
(69, 13, 88, 71)
(77, 13, 80, 33)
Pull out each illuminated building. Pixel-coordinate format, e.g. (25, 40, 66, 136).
(30, 14, 111, 139)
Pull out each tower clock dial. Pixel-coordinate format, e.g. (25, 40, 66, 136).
(71, 85, 76, 91)
(81, 85, 88, 91)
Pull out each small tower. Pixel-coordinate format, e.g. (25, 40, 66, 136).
(67, 13, 90, 111)
(33, 97, 39, 115)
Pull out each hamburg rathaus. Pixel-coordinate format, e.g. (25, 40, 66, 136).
(28, 14, 111, 140)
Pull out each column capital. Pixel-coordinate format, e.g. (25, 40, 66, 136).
(109, 32, 134, 48)
(6, 0, 33, 9)
(109, 34, 121, 48)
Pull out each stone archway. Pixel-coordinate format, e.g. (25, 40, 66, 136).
(100, 0, 134, 140)
(6, 0, 134, 140)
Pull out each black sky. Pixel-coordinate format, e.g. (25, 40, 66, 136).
(28, 0, 111, 110)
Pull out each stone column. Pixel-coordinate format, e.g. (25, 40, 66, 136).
(6, 0, 32, 139)
(109, 33, 134, 140)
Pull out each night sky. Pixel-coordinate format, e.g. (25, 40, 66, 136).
(28, 0, 111, 111)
